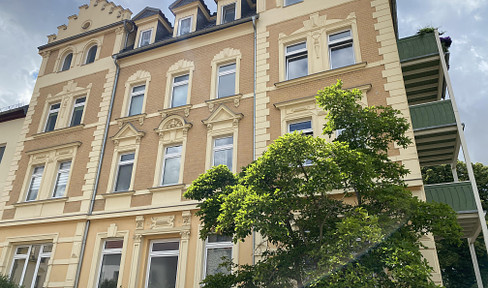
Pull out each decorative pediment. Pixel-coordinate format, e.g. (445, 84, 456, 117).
(168, 59, 195, 73)
(48, 0, 132, 43)
(202, 104, 243, 130)
(127, 70, 151, 83)
(155, 115, 192, 140)
(279, 12, 356, 40)
(111, 122, 145, 146)
(213, 48, 242, 62)
(50, 80, 91, 99)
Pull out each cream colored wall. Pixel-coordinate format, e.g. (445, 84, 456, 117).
(0, 117, 25, 194)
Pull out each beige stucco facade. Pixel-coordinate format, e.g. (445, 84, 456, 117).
(0, 0, 443, 287)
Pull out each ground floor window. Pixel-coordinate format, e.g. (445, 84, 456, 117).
(9, 243, 52, 288)
(145, 240, 179, 288)
(97, 239, 123, 288)
(204, 235, 233, 277)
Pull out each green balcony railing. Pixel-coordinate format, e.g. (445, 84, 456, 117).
(425, 181, 477, 212)
(409, 100, 456, 130)
(397, 33, 439, 62)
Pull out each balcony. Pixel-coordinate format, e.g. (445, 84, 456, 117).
(424, 182, 480, 238)
(409, 100, 459, 167)
(397, 33, 447, 105)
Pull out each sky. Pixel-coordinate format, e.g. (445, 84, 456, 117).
(0, 0, 486, 164)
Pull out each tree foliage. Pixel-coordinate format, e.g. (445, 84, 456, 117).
(185, 80, 462, 287)
(0, 274, 22, 288)
(422, 161, 488, 287)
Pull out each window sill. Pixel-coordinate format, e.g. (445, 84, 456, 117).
(159, 104, 192, 118)
(116, 113, 147, 127)
(205, 94, 242, 112)
(148, 184, 186, 193)
(101, 190, 135, 198)
(14, 197, 68, 207)
(33, 124, 85, 139)
(274, 62, 367, 89)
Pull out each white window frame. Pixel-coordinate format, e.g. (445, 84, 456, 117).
(9, 244, 52, 288)
(284, 0, 303, 6)
(85, 45, 98, 64)
(212, 136, 234, 170)
(145, 239, 180, 288)
(52, 161, 71, 198)
(221, 3, 237, 24)
(128, 85, 146, 116)
(203, 236, 233, 278)
(285, 42, 308, 80)
(25, 165, 45, 201)
(69, 97, 86, 126)
(114, 152, 135, 192)
(44, 103, 61, 132)
(288, 119, 313, 136)
(217, 63, 237, 98)
(139, 29, 153, 47)
(170, 75, 189, 108)
(178, 16, 193, 36)
(328, 29, 355, 69)
(95, 239, 123, 288)
(161, 145, 182, 186)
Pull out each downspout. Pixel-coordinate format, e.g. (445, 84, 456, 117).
(73, 20, 131, 287)
(251, 15, 257, 266)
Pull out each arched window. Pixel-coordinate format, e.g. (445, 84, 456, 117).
(85, 45, 97, 64)
(61, 52, 73, 71)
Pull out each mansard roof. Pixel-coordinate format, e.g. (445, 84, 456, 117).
(169, 0, 211, 15)
(132, 6, 171, 25)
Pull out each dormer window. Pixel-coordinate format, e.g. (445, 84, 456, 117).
(221, 3, 236, 24)
(178, 16, 192, 36)
(139, 29, 153, 47)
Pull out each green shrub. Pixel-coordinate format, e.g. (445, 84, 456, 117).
(0, 274, 21, 288)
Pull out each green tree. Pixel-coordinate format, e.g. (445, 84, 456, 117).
(0, 274, 22, 288)
(185, 80, 462, 287)
(422, 162, 488, 287)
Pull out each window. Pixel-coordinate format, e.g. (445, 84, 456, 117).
(0, 145, 5, 164)
(289, 120, 313, 165)
(329, 30, 354, 69)
(145, 240, 179, 288)
(139, 29, 152, 47)
(96, 240, 123, 288)
(178, 17, 192, 36)
(221, 3, 236, 24)
(217, 63, 236, 98)
(70, 97, 86, 126)
(114, 152, 134, 192)
(213, 136, 233, 170)
(26, 166, 44, 201)
(128, 85, 145, 116)
(45, 103, 60, 132)
(285, 42, 308, 80)
(162, 145, 182, 186)
(171, 75, 189, 108)
(288, 120, 313, 136)
(9, 244, 52, 288)
(204, 235, 233, 277)
(60, 53, 73, 71)
(284, 0, 303, 6)
(85, 45, 97, 64)
(52, 161, 71, 198)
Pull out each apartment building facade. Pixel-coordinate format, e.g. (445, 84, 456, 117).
(0, 0, 485, 287)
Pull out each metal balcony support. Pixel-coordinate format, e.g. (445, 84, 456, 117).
(434, 29, 488, 280)
(468, 237, 484, 288)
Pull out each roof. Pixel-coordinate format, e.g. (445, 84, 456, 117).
(0, 104, 28, 123)
(132, 7, 171, 26)
(169, 0, 211, 15)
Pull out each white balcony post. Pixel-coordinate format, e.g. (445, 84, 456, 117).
(468, 238, 484, 288)
(434, 29, 488, 255)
